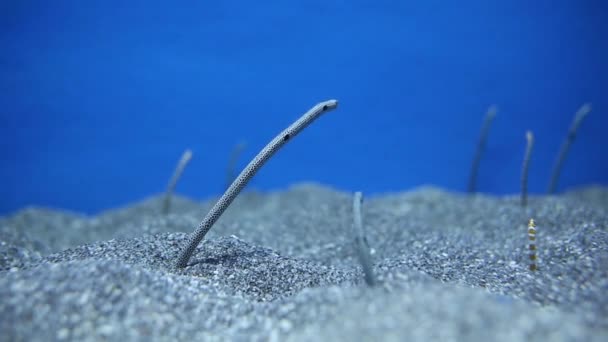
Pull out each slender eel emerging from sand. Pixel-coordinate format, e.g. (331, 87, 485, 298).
(528, 218, 538, 271)
(547, 103, 591, 194)
(175, 99, 339, 268)
(163, 149, 193, 215)
(468, 105, 497, 193)
(225, 141, 247, 191)
(353, 191, 376, 286)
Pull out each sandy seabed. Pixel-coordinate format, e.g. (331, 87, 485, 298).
(1, 183, 607, 341)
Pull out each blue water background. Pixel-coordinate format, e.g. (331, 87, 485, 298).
(1, 0, 606, 214)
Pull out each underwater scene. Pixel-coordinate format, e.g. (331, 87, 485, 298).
(1, 1, 607, 341)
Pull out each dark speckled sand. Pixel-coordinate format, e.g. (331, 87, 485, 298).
(1, 183, 607, 341)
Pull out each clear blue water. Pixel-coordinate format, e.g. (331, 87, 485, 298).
(1, 0, 606, 215)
